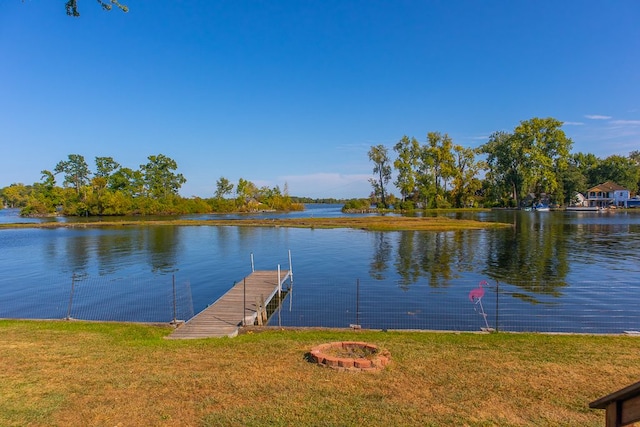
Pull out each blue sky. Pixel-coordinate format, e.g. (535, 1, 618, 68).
(1, 1, 639, 198)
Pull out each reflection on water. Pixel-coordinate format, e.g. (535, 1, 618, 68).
(1, 206, 639, 332)
(486, 213, 570, 299)
(369, 233, 391, 281)
(146, 226, 181, 273)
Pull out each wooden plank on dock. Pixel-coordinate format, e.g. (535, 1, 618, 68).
(168, 270, 290, 339)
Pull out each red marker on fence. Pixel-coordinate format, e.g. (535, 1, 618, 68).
(469, 280, 491, 330)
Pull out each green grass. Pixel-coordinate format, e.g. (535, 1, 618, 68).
(1, 320, 638, 426)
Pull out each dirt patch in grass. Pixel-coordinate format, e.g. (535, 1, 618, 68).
(1, 321, 638, 426)
(321, 342, 379, 359)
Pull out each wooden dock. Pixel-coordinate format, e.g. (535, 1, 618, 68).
(168, 269, 291, 339)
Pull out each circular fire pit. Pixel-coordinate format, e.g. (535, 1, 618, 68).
(309, 341, 390, 371)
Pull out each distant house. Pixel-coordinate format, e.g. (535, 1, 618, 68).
(586, 181, 630, 208)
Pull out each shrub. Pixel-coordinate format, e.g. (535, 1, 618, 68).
(342, 199, 371, 212)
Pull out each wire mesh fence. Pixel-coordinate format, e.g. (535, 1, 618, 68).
(270, 279, 640, 334)
(0, 274, 194, 323)
(1, 275, 638, 334)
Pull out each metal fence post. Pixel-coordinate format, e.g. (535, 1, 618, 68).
(495, 280, 500, 332)
(66, 273, 76, 320)
(172, 275, 177, 324)
(356, 278, 360, 327)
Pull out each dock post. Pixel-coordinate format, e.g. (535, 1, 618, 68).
(262, 294, 267, 323)
(288, 249, 293, 289)
(289, 282, 293, 312)
(242, 279, 245, 326)
(250, 253, 255, 272)
(277, 264, 282, 327)
(255, 296, 262, 325)
(288, 250, 294, 311)
(254, 294, 267, 325)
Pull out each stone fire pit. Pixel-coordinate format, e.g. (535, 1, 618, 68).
(309, 341, 390, 371)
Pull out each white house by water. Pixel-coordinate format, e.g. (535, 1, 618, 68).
(585, 181, 634, 208)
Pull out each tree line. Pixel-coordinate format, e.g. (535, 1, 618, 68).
(1, 154, 302, 216)
(367, 117, 640, 209)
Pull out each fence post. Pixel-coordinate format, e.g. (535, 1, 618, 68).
(495, 280, 500, 333)
(356, 278, 360, 327)
(66, 273, 76, 320)
(172, 275, 177, 324)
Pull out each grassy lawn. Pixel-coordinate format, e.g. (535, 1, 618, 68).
(1, 321, 638, 426)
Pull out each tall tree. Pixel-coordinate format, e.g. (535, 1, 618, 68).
(236, 178, 258, 201)
(420, 132, 456, 207)
(451, 145, 482, 208)
(368, 145, 392, 207)
(511, 117, 572, 200)
(591, 155, 639, 192)
(559, 156, 588, 205)
(93, 156, 121, 195)
(40, 169, 56, 191)
(94, 157, 120, 179)
(215, 177, 234, 199)
(481, 131, 522, 206)
(482, 118, 572, 206)
(393, 136, 420, 202)
(571, 152, 600, 188)
(139, 154, 186, 198)
(416, 143, 435, 207)
(54, 154, 91, 195)
(109, 167, 143, 196)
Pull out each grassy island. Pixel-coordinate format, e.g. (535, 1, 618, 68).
(0, 215, 511, 232)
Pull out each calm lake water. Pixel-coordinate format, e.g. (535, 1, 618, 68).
(1, 205, 639, 333)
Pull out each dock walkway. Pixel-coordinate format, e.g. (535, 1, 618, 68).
(168, 269, 291, 339)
